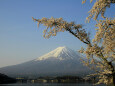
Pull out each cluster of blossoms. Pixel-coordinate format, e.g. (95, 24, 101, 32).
(32, 17, 90, 45)
(81, 0, 115, 85)
(33, 0, 115, 85)
(82, 0, 115, 22)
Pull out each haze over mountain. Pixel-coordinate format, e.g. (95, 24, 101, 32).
(0, 47, 91, 77)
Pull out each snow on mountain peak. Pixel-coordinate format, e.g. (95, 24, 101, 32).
(35, 46, 79, 61)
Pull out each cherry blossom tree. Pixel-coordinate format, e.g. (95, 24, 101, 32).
(33, 0, 115, 85)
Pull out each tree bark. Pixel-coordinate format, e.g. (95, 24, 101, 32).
(113, 72, 115, 86)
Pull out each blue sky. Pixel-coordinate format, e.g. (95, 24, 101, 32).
(0, 0, 114, 67)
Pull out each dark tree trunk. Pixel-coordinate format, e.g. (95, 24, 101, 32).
(108, 62, 115, 86)
(113, 72, 115, 86)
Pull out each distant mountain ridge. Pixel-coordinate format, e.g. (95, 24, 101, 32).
(0, 47, 91, 77)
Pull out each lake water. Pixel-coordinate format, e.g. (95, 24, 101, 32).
(0, 83, 104, 86)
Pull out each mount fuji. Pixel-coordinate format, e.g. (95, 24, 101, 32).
(35, 46, 79, 61)
(0, 47, 91, 77)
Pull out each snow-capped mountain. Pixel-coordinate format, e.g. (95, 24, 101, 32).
(35, 46, 79, 61)
(0, 47, 91, 77)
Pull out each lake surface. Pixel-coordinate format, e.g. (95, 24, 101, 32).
(0, 83, 104, 86)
